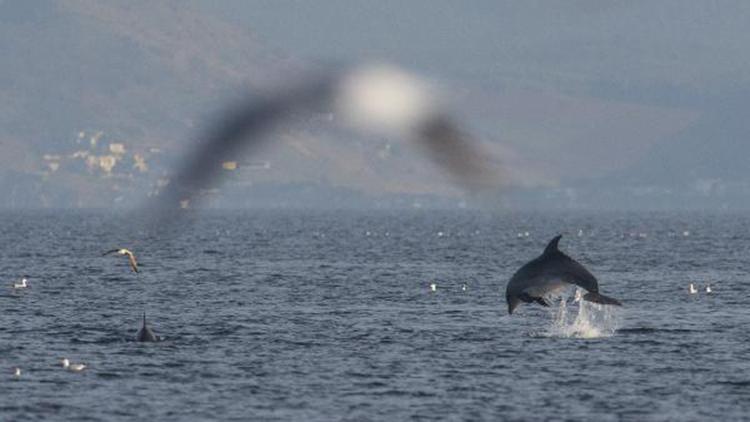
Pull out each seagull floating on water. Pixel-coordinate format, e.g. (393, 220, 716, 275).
(705, 284, 712, 293)
(61, 358, 86, 372)
(13, 277, 28, 289)
(13, 367, 21, 378)
(430, 283, 437, 292)
(103, 248, 139, 273)
(462, 283, 467, 292)
(689, 283, 698, 294)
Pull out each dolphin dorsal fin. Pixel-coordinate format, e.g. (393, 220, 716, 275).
(142, 312, 147, 327)
(543, 235, 562, 254)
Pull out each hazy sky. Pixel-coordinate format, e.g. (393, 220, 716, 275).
(185, 0, 750, 209)
(191, 0, 750, 102)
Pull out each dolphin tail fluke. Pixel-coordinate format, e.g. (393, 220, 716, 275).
(583, 292, 622, 306)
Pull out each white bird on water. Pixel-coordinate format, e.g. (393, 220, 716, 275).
(102, 248, 139, 273)
(462, 283, 467, 292)
(689, 283, 698, 294)
(13, 277, 28, 289)
(430, 283, 437, 292)
(61, 358, 86, 372)
(706, 285, 712, 293)
(13, 367, 21, 378)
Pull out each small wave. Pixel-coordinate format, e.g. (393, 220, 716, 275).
(184, 267, 213, 275)
(369, 389, 437, 398)
(715, 380, 750, 387)
(71, 335, 130, 344)
(617, 327, 697, 334)
(96, 372, 123, 380)
(102, 276, 131, 283)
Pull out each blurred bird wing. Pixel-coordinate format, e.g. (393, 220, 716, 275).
(126, 252, 139, 273)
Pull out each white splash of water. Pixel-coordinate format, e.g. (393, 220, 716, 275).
(538, 288, 621, 339)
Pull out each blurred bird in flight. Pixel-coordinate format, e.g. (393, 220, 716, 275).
(152, 63, 503, 216)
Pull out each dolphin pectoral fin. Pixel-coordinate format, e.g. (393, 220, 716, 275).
(583, 292, 622, 306)
(534, 297, 550, 307)
(518, 292, 535, 303)
(518, 292, 550, 307)
(508, 293, 532, 315)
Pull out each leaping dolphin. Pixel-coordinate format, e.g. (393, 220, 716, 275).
(135, 312, 159, 342)
(505, 235, 621, 315)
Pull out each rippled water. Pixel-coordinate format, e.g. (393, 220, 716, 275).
(1, 210, 749, 420)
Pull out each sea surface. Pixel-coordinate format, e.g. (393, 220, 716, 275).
(1, 210, 749, 421)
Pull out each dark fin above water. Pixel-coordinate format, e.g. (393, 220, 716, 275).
(136, 312, 159, 342)
(534, 297, 550, 307)
(518, 292, 535, 303)
(543, 235, 562, 254)
(583, 292, 622, 306)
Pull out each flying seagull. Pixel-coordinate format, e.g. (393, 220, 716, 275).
(103, 248, 139, 273)
(150, 63, 503, 217)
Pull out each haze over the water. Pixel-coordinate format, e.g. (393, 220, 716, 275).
(1, 0, 749, 210)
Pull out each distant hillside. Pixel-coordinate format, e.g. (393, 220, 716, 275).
(0, 0, 508, 207)
(1, 0, 744, 209)
(0, 0, 278, 149)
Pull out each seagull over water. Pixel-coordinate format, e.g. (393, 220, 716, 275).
(103, 248, 139, 273)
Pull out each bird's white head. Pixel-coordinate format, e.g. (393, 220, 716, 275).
(61, 358, 70, 368)
(337, 64, 436, 135)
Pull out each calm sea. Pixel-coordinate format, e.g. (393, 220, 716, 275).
(1, 210, 748, 420)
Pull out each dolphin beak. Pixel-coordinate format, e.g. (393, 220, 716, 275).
(507, 296, 521, 315)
